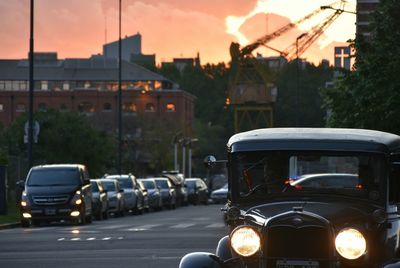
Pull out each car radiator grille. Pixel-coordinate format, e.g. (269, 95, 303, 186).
(266, 225, 330, 260)
(32, 195, 69, 205)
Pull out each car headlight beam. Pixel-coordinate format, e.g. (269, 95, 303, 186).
(230, 226, 261, 257)
(335, 228, 366, 260)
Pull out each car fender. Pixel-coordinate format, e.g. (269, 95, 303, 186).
(179, 252, 224, 268)
(216, 235, 232, 261)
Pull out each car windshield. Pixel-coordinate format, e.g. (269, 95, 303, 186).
(232, 151, 385, 203)
(91, 181, 99, 192)
(27, 169, 80, 186)
(141, 180, 155, 189)
(155, 180, 169, 189)
(116, 178, 133, 189)
(103, 181, 116, 192)
(185, 180, 196, 189)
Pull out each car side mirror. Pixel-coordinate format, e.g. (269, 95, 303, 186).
(16, 180, 25, 189)
(204, 155, 217, 168)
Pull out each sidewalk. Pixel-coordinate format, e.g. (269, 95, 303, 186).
(0, 222, 20, 230)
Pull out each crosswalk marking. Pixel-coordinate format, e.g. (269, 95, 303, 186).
(127, 224, 161, 231)
(98, 224, 130, 230)
(170, 223, 195, 229)
(205, 223, 225, 228)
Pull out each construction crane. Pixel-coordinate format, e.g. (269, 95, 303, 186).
(227, 0, 350, 132)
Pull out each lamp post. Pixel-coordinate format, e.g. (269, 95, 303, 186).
(28, 0, 35, 168)
(187, 138, 198, 178)
(117, 0, 122, 174)
(295, 33, 307, 127)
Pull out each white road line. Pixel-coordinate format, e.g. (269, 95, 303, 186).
(205, 223, 225, 228)
(98, 224, 130, 230)
(102, 237, 111, 240)
(127, 224, 161, 231)
(170, 223, 195, 229)
(57, 238, 65, 241)
(86, 237, 96, 241)
(70, 237, 81, 241)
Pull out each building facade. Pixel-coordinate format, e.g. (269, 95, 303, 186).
(0, 53, 194, 138)
(356, 0, 380, 38)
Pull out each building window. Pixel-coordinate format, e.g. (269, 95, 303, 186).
(0, 104, 4, 112)
(41, 81, 48, 90)
(123, 102, 137, 114)
(145, 103, 155, 112)
(5, 81, 12, 90)
(166, 103, 176, 112)
(12, 81, 20, 90)
(78, 102, 95, 114)
(20, 81, 27, 90)
(0, 81, 4, 90)
(38, 103, 48, 112)
(103, 103, 112, 112)
(63, 82, 70, 90)
(16, 104, 26, 112)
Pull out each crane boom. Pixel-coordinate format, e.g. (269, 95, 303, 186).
(238, 0, 341, 57)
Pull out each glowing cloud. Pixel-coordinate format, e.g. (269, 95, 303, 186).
(225, 0, 356, 48)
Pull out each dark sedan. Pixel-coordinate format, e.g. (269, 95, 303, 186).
(185, 178, 209, 205)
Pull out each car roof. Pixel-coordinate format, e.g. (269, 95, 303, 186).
(185, 178, 202, 181)
(228, 128, 400, 153)
(31, 164, 84, 170)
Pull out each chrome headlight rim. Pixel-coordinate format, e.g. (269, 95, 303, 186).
(230, 225, 261, 257)
(335, 227, 367, 260)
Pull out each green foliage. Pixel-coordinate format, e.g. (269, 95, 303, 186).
(322, 0, 400, 133)
(157, 63, 234, 163)
(6, 110, 115, 177)
(274, 61, 333, 127)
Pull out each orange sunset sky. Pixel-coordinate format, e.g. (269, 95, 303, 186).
(0, 0, 356, 65)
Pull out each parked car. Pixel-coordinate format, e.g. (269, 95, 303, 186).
(180, 128, 400, 268)
(100, 178, 125, 217)
(20, 164, 92, 227)
(154, 177, 176, 209)
(185, 178, 209, 205)
(210, 183, 228, 204)
(162, 171, 188, 206)
(104, 174, 144, 214)
(136, 179, 150, 212)
(90, 179, 108, 220)
(138, 178, 163, 211)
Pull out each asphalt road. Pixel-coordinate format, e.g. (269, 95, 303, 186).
(0, 204, 228, 268)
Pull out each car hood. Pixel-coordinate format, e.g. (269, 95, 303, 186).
(244, 200, 382, 228)
(212, 188, 227, 194)
(26, 185, 78, 195)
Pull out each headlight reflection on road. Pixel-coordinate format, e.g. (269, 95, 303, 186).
(71, 229, 80, 234)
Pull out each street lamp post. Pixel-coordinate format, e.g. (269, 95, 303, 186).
(295, 33, 307, 127)
(187, 138, 198, 178)
(117, 0, 122, 174)
(28, 0, 35, 168)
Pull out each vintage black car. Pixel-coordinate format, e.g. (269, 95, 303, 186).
(180, 128, 400, 268)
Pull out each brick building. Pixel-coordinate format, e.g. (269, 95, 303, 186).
(0, 53, 195, 138)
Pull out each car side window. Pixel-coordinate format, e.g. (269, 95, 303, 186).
(390, 154, 400, 203)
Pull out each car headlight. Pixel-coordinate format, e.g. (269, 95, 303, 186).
(230, 226, 261, 257)
(335, 228, 366, 260)
(71, 190, 83, 205)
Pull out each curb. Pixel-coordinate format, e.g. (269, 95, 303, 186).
(0, 222, 20, 230)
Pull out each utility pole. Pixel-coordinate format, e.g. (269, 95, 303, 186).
(28, 0, 34, 168)
(117, 0, 122, 174)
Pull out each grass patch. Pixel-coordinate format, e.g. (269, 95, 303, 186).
(0, 195, 20, 224)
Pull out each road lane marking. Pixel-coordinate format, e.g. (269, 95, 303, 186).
(205, 223, 225, 228)
(102, 237, 111, 240)
(70, 237, 81, 241)
(127, 224, 161, 231)
(98, 224, 130, 230)
(57, 238, 65, 241)
(170, 223, 195, 228)
(86, 237, 96, 241)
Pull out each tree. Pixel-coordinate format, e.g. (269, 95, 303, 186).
(322, 0, 400, 133)
(274, 61, 333, 127)
(6, 110, 116, 177)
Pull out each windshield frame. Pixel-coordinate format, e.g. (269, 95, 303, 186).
(229, 150, 387, 206)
